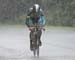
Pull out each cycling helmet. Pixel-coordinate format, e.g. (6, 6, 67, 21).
(33, 4, 40, 12)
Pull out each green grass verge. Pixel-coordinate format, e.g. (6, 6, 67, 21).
(45, 25, 75, 30)
(0, 24, 75, 30)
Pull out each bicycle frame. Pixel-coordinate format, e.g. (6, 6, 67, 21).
(31, 23, 40, 56)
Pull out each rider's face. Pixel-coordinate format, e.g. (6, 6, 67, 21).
(33, 6, 37, 12)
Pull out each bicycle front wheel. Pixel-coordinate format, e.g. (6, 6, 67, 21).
(33, 49, 36, 56)
(37, 46, 39, 57)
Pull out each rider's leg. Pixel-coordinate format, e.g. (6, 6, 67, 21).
(30, 31, 33, 50)
(38, 30, 42, 46)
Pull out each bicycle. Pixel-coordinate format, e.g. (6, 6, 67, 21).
(30, 24, 45, 57)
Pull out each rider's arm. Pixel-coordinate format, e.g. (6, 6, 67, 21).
(37, 15, 46, 31)
(39, 16, 46, 27)
(39, 9, 46, 27)
(42, 16, 46, 26)
(25, 16, 34, 31)
(40, 9, 44, 16)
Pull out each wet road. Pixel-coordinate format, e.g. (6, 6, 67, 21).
(0, 25, 75, 60)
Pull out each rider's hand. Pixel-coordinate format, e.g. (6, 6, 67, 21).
(28, 27, 33, 31)
(43, 28, 45, 31)
(38, 26, 45, 31)
(38, 26, 42, 30)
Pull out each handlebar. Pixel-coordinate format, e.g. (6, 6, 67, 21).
(29, 24, 45, 31)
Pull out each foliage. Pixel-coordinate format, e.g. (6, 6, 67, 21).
(0, 0, 75, 26)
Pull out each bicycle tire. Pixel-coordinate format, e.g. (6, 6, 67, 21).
(33, 49, 36, 56)
(37, 47, 39, 57)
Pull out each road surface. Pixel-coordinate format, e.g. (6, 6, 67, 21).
(0, 25, 75, 60)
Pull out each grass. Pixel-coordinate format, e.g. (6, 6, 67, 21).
(45, 25, 75, 30)
(0, 24, 75, 30)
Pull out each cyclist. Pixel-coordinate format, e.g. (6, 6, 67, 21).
(25, 4, 46, 50)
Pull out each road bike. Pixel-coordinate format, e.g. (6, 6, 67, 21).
(30, 24, 45, 56)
